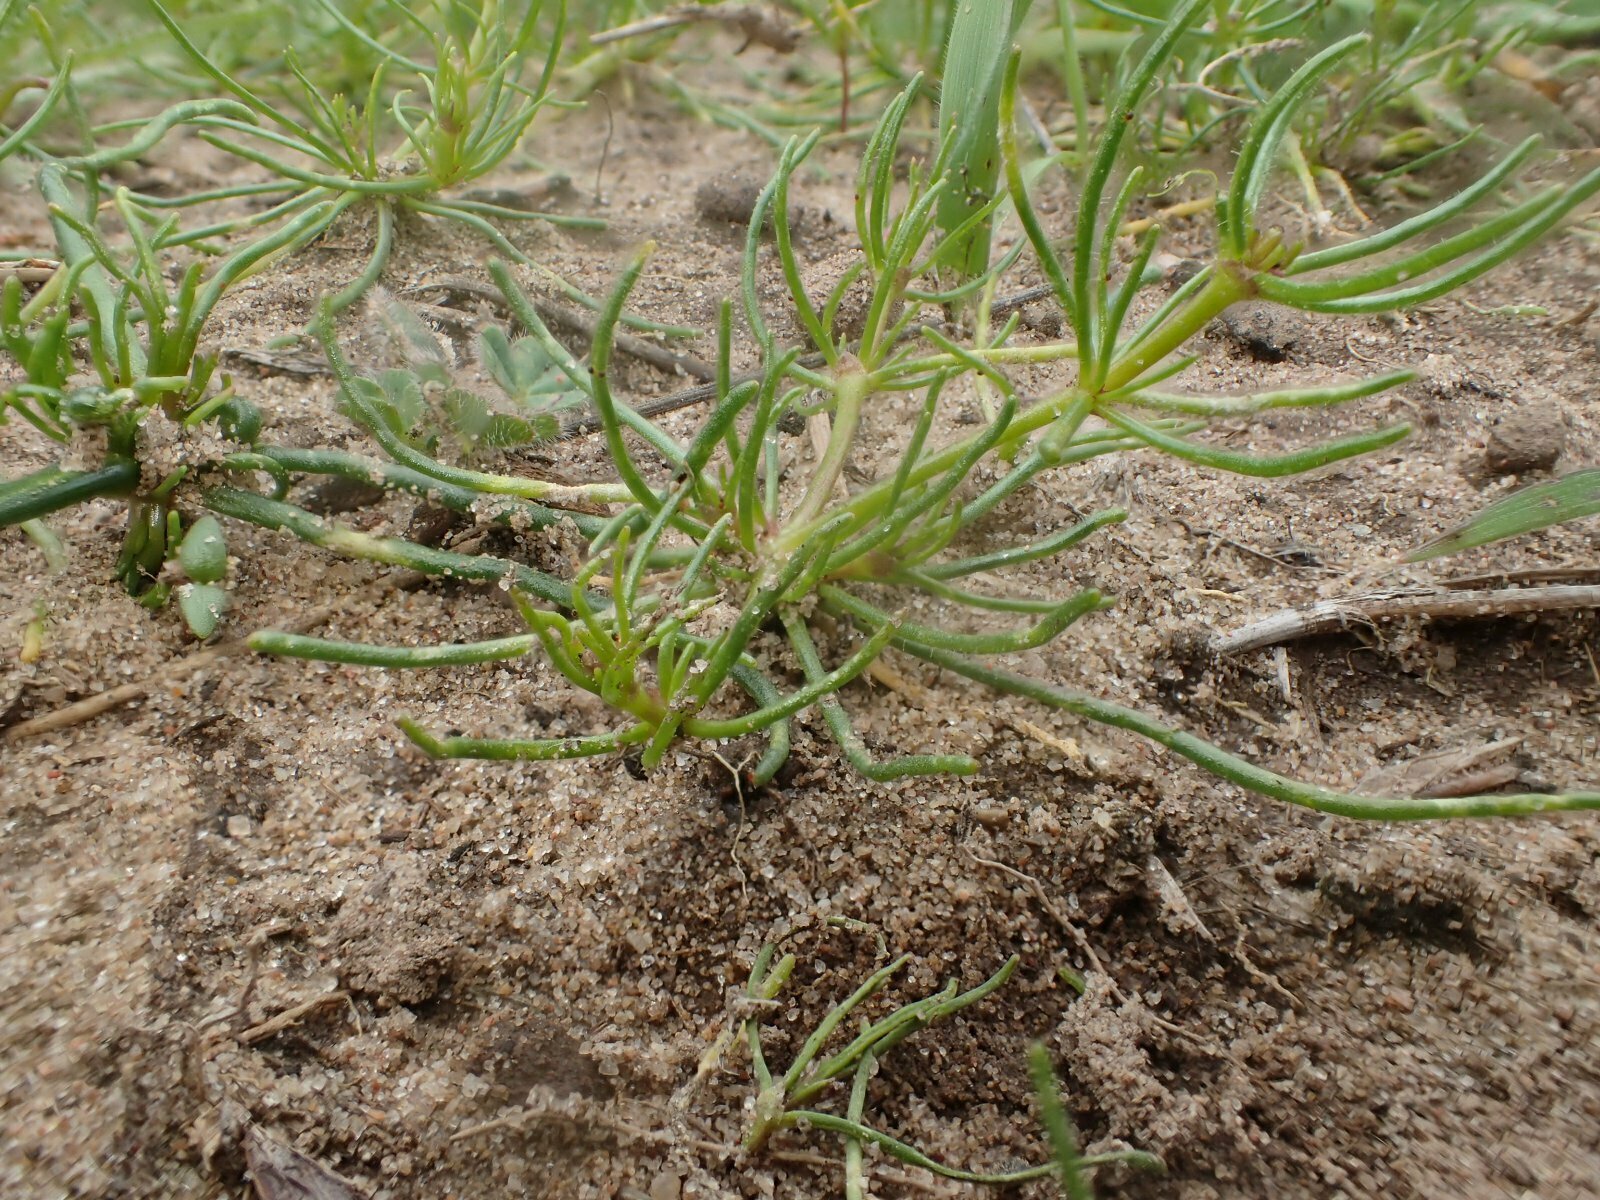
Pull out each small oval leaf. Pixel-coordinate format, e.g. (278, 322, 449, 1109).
(178, 582, 228, 639)
(178, 515, 228, 583)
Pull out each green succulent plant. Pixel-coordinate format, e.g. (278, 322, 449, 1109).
(250, 0, 1600, 822)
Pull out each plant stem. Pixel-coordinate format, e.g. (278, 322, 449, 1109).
(0, 459, 140, 526)
(202, 486, 570, 605)
(783, 358, 869, 540)
(911, 645, 1600, 820)
(1102, 266, 1253, 393)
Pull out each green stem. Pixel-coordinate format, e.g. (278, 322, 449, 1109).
(778, 386, 1062, 552)
(683, 618, 897, 739)
(588, 244, 664, 510)
(399, 718, 652, 761)
(1100, 409, 1412, 478)
(63, 98, 257, 170)
(1031, 1045, 1095, 1200)
(910, 646, 1600, 821)
(249, 630, 537, 668)
(770, 1111, 1048, 1184)
(783, 612, 977, 780)
(919, 508, 1125, 580)
(323, 197, 395, 316)
(0, 459, 140, 526)
(729, 663, 793, 788)
(1103, 267, 1253, 394)
(822, 584, 1109, 656)
(784, 360, 870, 538)
(247, 446, 614, 540)
(202, 486, 570, 605)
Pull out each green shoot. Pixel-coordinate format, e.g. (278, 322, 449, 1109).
(736, 947, 1161, 1191)
(77, 0, 604, 318)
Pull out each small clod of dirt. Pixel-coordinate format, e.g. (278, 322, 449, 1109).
(694, 169, 774, 228)
(1483, 404, 1565, 475)
(326, 862, 458, 1006)
(1217, 301, 1304, 362)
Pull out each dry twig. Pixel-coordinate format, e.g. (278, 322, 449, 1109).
(238, 990, 350, 1046)
(1355, 737, 1525, 799)
(1210, 585, 1600, 655)
(590, 4, 800, 53)
(404, 276, 718, 383)
(3, 576, 419, 742)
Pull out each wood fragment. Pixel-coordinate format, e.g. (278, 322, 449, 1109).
(590, 4, 801, 53)
(2, 641, 244, 742)
(1355, 737, 1523, 799)
(1008, 715, 1088, 770)
(245, 1125, 370, 1200)
(1173, 514, 1331, 572)
(403, 276, 718, 384)
(1209, 585, 1600, 655)
(1272, 646, 1293, 703)
(238, 990, 350, 1046)
(864, 656, 935, 705)
(2, 576, 417, 743)
(222, 345, 333, 377)
(1554, 298, 1598, 329)
(1145, 854, 1214, 940)
(1440, 566, 1600, 589)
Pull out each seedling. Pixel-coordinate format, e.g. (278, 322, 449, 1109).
(1030, 1043, 1142, 1200)
(1067, 0, 1507, 175)
(367, 289, 590, 456)
(0, 170, 602, 626)
(736, 946, 1161, 1194)
(0, 156, 279, 604)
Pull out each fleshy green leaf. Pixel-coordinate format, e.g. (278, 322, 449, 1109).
(178, 582, 228, 639)
(374, 369, 425, 433)
(177, 514, 228, 584)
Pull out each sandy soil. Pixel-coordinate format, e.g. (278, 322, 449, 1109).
(3, 35, 1599, 1200)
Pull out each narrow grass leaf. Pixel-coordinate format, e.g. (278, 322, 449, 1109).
(1407, 469, 1600, 561)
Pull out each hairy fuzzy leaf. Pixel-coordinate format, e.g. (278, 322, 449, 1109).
(375, 290, 449, 369)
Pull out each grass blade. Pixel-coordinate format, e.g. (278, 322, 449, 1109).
(1407, 469, 1600, 561)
